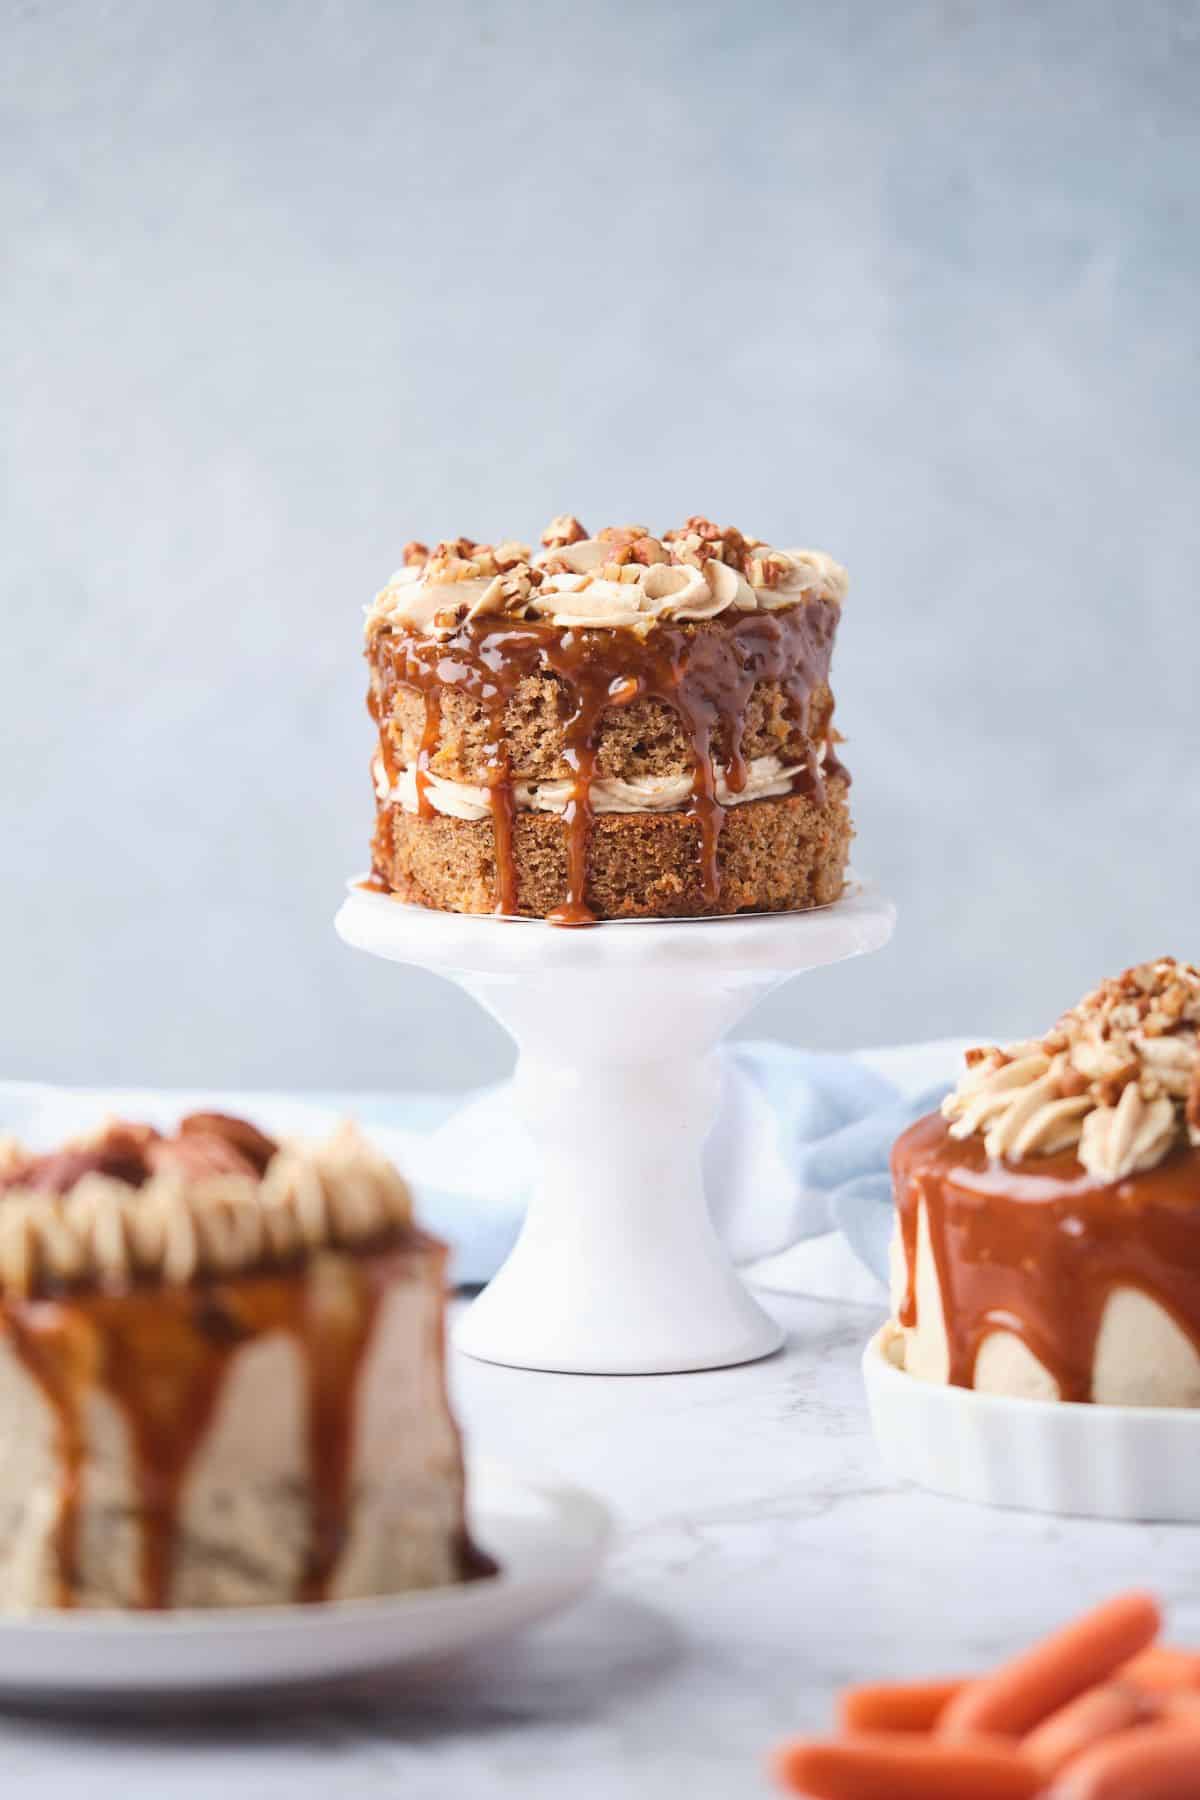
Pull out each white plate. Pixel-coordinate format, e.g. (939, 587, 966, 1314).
(863, 1327, 1200, 1521)
(0, 1459, 610, 1703)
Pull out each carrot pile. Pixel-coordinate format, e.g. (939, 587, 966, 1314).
(773, 1592, 1200, 1798)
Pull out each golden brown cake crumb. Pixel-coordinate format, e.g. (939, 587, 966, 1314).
(374, 785, 851, 920)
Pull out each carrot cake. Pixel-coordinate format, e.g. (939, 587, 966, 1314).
(0, 1112, 484, 1608)
(364, 516, 852, 922)
(887, 959, 1200, 1406)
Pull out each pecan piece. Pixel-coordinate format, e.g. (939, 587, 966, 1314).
(178, 1112, 278, 1176)
(541, 514, 588, 548)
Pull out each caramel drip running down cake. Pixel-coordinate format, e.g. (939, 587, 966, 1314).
(364, 515, 852, 922)
(886, 959, 1200, 1406)
(0, 1113, 487, 1609)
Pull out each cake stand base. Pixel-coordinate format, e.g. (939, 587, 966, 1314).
(335, 881, 896, 1375)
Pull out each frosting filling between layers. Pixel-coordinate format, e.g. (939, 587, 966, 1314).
(373, 747, 830, 822)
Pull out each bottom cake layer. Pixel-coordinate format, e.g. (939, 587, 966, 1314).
(372, 783, 853, 920)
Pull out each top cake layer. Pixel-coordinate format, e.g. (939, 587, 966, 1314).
(366, 516, 848, 641)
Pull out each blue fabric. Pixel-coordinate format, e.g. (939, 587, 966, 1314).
(346, 1044, 950, 1288)
(726, 1045, 947, 1284)
(0, 1048, 951, 1292)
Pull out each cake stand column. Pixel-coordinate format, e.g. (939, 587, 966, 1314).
(335, 883, 896, 1376)
(453, 962, 780, 1373)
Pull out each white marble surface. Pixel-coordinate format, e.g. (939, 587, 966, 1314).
(5, 1290, 1200, 1797)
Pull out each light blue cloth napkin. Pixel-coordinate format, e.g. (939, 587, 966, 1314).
(0, 1043, 951, 1295)
(730, 1045, 949, 1288)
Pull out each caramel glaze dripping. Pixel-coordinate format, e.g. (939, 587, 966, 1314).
(486, 744, 519, 918)
(5, 1311, 87, 1608)
(370, 598, 841, 923)
(892, 1113, 1200, 1404)
(2, 1242, 437, 1608)
(365, 678, 396, 891)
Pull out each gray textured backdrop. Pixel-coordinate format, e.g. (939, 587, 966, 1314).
(4, 0, 1198, 1091)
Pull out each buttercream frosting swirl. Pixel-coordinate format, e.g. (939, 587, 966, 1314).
(0, 1120, 413, 1295)
(942, 958, 1200, 1181)
(365, 516, 847, 640)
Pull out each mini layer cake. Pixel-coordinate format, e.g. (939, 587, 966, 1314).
(888, 960, 1200, 1406)
(0, 1113, 482, 1609)
(365, 515, 851, 922)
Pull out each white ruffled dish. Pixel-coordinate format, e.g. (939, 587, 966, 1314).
(862, 1328, 1200, 1522)
(0, 1458, 610, 1703)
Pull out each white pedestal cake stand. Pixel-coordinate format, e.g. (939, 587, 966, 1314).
(335, 880, 896, 1375)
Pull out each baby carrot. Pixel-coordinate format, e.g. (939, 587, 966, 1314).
(1050, 1721, 1200, 1799)
(940, 1592, 1162, 1740)
(1122, 1644, 1200, 1693)
(1022, 1684, 1151, 1778)
(837, 1676, 967, 1733)
(772, 1731, 1040, 1799)
(1155, 1691, 1200, 1723)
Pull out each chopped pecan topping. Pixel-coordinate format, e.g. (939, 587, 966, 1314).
(1054, 1065, 1090, 1099)
(366, 515, 848, 640)
(593, 529, 669, 568)
(1095, 1063, 1140, 1107)
(0, 1120, 412, 1294)
(425, 540, 484, 585)
(664, 516, 749, 572)
(747, 550, 792, 590)
(401, 541, 429, 568)
(148, 1134, 262, 1181)
(942, 958, 1200, 1180)
(179, 1112, 278, 1176)
(540, 514, 588, 548)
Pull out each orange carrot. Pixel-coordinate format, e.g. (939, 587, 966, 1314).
(1022, 1683, 1151, 1778)
(771, 1731, 1040, 1799)
(940, 1592, 1162, 1740)
(1050, 1721, 1200, 1798)
(1122, 1645, 1200, 1693)
(1156, 1691, 1200, 1723)
(837, 1676, 967, 1733)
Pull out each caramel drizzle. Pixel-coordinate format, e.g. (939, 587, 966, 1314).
(892, 1114, 1200, 1403)
(6, 1310, 85, 1608)
(485, 744, 519, 918)
(370, 600, 841, 923)
(2, 1250, 416, 1608)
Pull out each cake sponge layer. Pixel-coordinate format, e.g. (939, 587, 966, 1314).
(373, 785, 852, 921)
